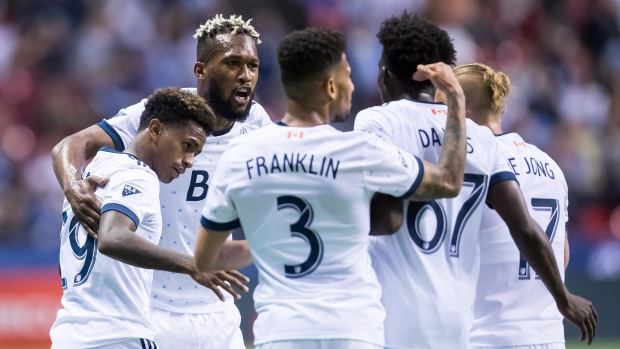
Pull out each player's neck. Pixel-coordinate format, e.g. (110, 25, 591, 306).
(281, 99, 330, 127)
(399, 92, 434, 103)
(470, 112, 503, 135)
(213, 117, 235, 133)
(125, 136, 154, 169)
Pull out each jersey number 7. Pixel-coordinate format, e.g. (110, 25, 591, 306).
(406, 174, 487, 256)
(518, 198, 560, 280)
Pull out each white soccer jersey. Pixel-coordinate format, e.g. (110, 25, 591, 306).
(98, 88, 272, 313)
(50, 147, 161, 348)
(471, 133, 567, 347)
(201, 123, 425, 346)
(355, 99, 517, 349)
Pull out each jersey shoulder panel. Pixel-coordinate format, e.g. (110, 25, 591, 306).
(243, 101, 273, 127)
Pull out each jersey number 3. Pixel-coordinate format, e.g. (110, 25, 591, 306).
(277, 195, 324, 278)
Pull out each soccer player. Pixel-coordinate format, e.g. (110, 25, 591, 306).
(454, 63, 578, 349)
(354, 12, 597, 349)
(194, 27, 468, 349)
(50, 88, 222, 348)
(51, 14, 269, 349)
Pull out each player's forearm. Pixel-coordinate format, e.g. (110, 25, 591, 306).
(52, 136, 89, 192)
(510, 220, 569, 308)
(209, 240, 252, 270)
(99, 230, 197, 275)
(410, 93, 466, 200)
(194, 227, 231, 272)
(437, 92, 466, 192)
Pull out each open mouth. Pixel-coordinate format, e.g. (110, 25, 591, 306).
(233, 86, 251, 105)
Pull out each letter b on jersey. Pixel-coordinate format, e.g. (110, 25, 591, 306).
(186, 170, 209, 201)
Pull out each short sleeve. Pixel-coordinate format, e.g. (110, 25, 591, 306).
(96, 99, 146, 151)
(200, 150, 240, 231)
(354, 109, 395, 146)
(489, 140, 518, 187)
(100, 169, 159, 228)
(362, 134, 424, 199)
(252, 102, 273, 127)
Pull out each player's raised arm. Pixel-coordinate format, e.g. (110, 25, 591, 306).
(52, 125, 115, 237)
(488, 180, 598, 344)
(407, 62, 466, 200)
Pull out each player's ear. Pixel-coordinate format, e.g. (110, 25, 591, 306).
(194, 62, 207, 80)
(325, 76, 337, 101)
(148, 119, 163, 141)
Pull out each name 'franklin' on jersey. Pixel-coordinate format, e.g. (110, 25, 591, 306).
(97, 88, 272, 313)
(50, 148, 161, 348)
(201, 123, 425, 346)
(354, 99, 517, 349)
(471, 133, 568, 347)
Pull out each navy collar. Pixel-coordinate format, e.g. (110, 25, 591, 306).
(405, 98, 446, 106)
(494, 132, 514, 137)
(99, 146, 144, 162)
(211, 123, 235, 137)
(276, 121, 288, 127)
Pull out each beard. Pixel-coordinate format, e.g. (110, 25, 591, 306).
(203, 78, 254, 123)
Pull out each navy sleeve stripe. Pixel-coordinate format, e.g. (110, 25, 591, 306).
(200, 216, 240, 231)
(399, 156, 425, 199)
(101, 203, 140, 227)
(97, 120, 125, 152)
(489, 171, 518, 187)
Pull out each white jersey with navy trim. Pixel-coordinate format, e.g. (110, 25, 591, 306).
(201, 123, 424, 346)
(97, 88, 272, 313)
(354, 99, 517, 349)
(471, 133, 567, 347)
(50, 147, 161, 348)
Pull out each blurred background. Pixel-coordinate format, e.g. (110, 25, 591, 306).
(0, 0, 619, 347)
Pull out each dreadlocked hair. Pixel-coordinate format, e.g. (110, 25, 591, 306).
(194, 14, 261, 62)
(378, 11, 456, 93)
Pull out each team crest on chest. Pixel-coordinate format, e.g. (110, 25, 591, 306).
(122, 184, 141, 197)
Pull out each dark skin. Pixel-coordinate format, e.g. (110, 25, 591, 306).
(370, 54, 597, 343)
(50, 33, 259, 299)
(96, 120, 249, 301)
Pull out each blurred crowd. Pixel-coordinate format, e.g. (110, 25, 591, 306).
(0, 0, 619, 279)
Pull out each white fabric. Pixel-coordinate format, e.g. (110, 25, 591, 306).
(256, 339, 383, 349)
(201, 123, 424, 346)
(354, 99, 516, 349)
(99, 88, 272, 313)
(471, 343, 565, 349)
(50, 148, 161, 348)
(150, 306, 245, 349)
(471, 133, 567, 347)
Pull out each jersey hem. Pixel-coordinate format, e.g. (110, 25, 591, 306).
(150, 298, 235, 314)
(200, 216, 241, 231)
(254, 334, 383, 346)
(489, 171, 517, 187)
(102, 203, 140, 227)
(398, 156, 424, 199)
(97, 120, 126, 151)
(469, 340, 565, 347)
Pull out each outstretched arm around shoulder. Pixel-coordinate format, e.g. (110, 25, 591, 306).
(52, 125, 115, 237)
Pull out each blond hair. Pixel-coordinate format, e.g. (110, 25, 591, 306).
(453, 63, 511, 113)
(193, 14, 261, 44)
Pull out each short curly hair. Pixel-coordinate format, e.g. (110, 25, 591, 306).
(194, 14, 261, 63)
(378, 12, 456, 92)
(139, 88, 216, 135)
(278, 27, 346, 89)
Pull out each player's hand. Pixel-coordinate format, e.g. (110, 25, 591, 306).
(557, 293, 598, 344)
(65, 176, 109, 239)
(190, 269, 250, 302)
(412, 62, 464, 100)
